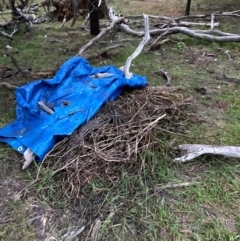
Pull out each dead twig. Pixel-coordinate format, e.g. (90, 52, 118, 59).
(38, 101, 55, 115)
(224, 50, 233, 61)
(217, 73, 240, 84)
(157, 69, 172, 86)
(148, 29, 169, 51)
(4, 51, 27, 77)
(63, 226, 85, 241)
(0, 82, 17, 89)
(23, 148, 35, 170)
(90, 219, 102, 241)
(155, 181, 200, 192)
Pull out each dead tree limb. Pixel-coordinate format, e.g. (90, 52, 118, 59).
(6, 52, 25, 75)
(148, 11, 240, 21)
(148, 30, 169, 51)
(157, 69, 172, 86)
(119, 26, 240, 42)
(0, 24, 18, 39)
(124, 14, 150, 79)
(156, 21, 219, 27)
(22, 148, 35, 170)
(113, 10, 240, 42)
(216, 73, 240, 84)
(78, 17, 124, 55)
(0, 82, 17, 89)
(83, 44, 124, 60)
(174, 144, 240, 162)
(108, 7, 142, 37)
(210, 13, 215, 30)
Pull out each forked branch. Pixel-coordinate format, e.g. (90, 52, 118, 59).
(124, 13, 150, 79)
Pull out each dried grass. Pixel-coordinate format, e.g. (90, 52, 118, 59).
(44, 87, 194, 198)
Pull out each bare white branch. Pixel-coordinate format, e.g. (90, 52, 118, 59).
(38, 101, 55, 115)
(210, 13, 215, 30)
(23, 148, 34, 170)
(174, 144, 240, 162)
(124, 14, 150, 79)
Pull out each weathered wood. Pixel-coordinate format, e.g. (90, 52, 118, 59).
(0, 82, 17, 90)
(22, 148, 34, 170)
(174, 144, 240, 162)
(78, 17, 125, 55)
(124, 14, 150, 79)
(158, 69, 172, 86)
(38, 101, 54, 115)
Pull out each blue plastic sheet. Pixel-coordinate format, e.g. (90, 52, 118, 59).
(0, 56, 147, 161)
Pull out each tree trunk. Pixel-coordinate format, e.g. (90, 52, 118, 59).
(185, 0, 191, 15)
(89, 0, 100, 35)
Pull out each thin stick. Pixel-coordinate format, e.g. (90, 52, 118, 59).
(148, 30, 169, 51)
(159, 69, 172, 86)
(210, 13, 215, 30)
(38, 101, 54, 115)
(157, 181, 200, 190)
(91, 219, 102, 241)
(0, 82, 17, 89)
(22, 148, 34, 170)
(84, 44, 124, 60)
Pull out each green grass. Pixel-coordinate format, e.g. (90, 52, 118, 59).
(1, 0, 240, 240)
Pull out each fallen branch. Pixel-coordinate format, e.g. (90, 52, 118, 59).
(224, 50, 233, 61)
(0, 24, 18, 39)
(210, 13, 215, 30)
(0, 82, 17, 89)
(155, 181, 200, 192)
(124, 13, 150, 79)
(78, 17, 125, 55)
(98, 38, 135, 44)
(124, 26, 240, 42)
(174, 144, 240, 162)
(62, 226, 85, 241)
(5, 52, 26, 77)
(154, 21, 219, 28)
(157, 69, 172, 86)
(109, 9, 240, 42)
(147, 11, 240, 21)
(148, 30, 169, 51)
(38, 101, 55, 115)
(23, 148, 34, 170)
(108, 8, 142, 37)
(216, 73, 240, 84)
(83, 44, 124, 60)
(91, 219, 102, 241)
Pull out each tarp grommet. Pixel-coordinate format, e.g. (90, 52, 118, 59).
(18, 146, 23, 151)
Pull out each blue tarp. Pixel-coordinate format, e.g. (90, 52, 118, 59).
(0, 56, 147, 161)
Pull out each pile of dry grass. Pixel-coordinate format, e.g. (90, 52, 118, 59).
(44, 87, 193, 197)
